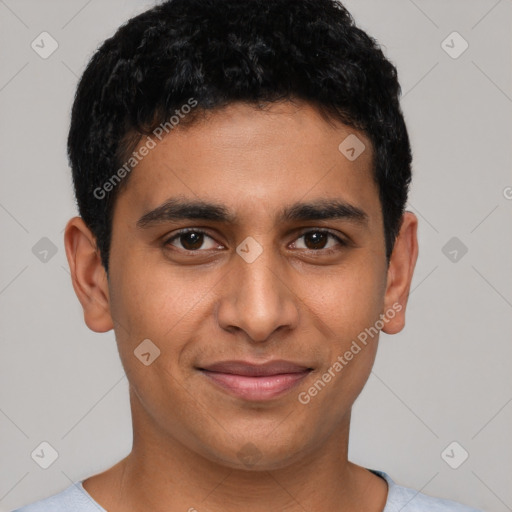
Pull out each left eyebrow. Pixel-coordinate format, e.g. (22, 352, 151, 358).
(136, 197, 369, 229)
(278, 199, 369, 225)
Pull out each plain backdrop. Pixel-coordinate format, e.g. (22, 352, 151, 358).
(1, 1, 511, 511)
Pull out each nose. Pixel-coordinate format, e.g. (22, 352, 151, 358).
(215, 243, 300, 343)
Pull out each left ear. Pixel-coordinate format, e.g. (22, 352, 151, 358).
(382, 211, 419, 335)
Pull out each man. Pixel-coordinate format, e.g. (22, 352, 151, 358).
(14, 0, 482, 510)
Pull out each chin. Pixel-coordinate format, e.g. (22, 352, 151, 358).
(203, 434, 309, 472)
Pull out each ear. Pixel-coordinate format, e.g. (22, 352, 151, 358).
(382, 211, 419, 335)
(64, 216, 114, 333)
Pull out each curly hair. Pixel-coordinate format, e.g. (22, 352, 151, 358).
(67, 0, 412, 274)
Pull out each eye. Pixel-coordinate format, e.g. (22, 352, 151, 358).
(164, 229, 221, 251)
(163, 228, 347, 254)
(292, 229, 346, 252)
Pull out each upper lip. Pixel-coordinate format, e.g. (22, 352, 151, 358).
(199, 360, 312, 377)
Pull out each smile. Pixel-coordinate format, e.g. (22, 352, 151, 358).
(198, 360, 313, 401)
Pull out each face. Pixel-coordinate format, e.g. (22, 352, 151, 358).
(66, 100, 417, 470)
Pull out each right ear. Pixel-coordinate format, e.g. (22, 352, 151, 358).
(64, 216, 114, 333)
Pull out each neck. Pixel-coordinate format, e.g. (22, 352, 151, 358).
(85, 390, 387, 512)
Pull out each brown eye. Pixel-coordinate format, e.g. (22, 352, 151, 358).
(165, 229, 219, 251)
(293, 230, 346, 251)
(304, 231, 328, 250)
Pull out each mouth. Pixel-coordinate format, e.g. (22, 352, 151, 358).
(198, 360, 313, 401)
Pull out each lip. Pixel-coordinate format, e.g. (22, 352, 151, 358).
(198, 360, 312, 401)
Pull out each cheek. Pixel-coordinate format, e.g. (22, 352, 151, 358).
(296, 254, 386, 405)
(107, 255, 220, 377)
(109, 249, 193, 333)
(305, 257, 386, 342)
(107, 267, 202, 418)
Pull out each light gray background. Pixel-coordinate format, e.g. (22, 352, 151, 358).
(1, 1, 511, 511)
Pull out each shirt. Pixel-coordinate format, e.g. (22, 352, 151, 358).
(11, 469, 483, 511)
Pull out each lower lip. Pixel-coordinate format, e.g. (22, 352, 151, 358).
(200, 370, 310, 401)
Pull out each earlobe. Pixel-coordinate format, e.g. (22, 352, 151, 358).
(381, 211, 419, 335)
(64, 216, 114, 333)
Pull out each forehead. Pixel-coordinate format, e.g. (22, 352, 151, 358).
(114, 101, 379, 225)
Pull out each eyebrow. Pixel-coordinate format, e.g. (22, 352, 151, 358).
(136, 197, 369, 229)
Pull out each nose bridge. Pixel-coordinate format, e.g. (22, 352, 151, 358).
(216, 238, 299, 342)
(239, 243, 281, 307)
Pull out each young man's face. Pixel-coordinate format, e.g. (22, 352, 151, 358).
(66, 100, 417, 470)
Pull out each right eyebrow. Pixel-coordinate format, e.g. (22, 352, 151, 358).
(136, 198, 236, 229)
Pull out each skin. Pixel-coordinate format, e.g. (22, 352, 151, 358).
(64, 100, 418, 512)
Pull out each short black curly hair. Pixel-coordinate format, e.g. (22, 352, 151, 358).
(68, 0, 412, 274)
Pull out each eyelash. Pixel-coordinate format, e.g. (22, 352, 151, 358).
(163, 228, 347, 254)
